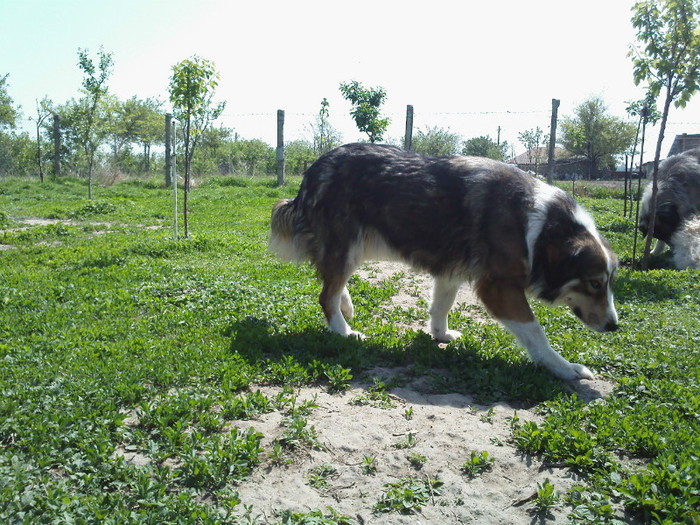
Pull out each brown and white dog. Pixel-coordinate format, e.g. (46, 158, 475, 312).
(639, 147, 700, 267)
(270, 143, 619, 381)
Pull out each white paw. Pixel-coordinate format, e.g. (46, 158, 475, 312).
(328, 325, 366, 340)
(552, 362, 595, 381)
(570, 363, 595, 380)
(431, 329, 462, 343)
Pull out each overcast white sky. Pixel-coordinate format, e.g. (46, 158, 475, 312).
(2, 0, 699, 159)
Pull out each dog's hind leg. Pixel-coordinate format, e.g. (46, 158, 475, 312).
(320, 277, 363, 338)
(429, 276, 463, 342)
(476, 280, 594, 381)
(317, 246, 363, 338)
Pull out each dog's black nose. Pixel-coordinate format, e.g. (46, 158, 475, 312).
(604, 321, 619, 332)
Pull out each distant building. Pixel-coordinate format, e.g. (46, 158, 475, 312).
(638, 134, 700, 178)
(509, 147, 589, 180)
(667, 133, 700, 156)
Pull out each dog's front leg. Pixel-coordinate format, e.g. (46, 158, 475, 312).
(651, 240, 667, 255)
(501, 319, 594, 380)
(476, 281, 594, 381)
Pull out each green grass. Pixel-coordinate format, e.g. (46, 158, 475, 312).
(1, 175, 698, 523)
(373, 477, 444, 514)
(461, 450, 495, 477)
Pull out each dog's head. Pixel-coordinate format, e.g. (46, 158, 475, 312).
(639, 197, 681, 244)
(534, 214, 619, 333)
(556, 242, 619, 333)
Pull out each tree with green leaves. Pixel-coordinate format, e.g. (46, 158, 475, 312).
(518, 126, 546, 174)
(411, 126, 461, 156)
(169, 55, 225, 237)
(29, 97, 53, 182)
(77, 47, 113, 199)
(624, 92, 660, 221)
(105, 96, 163, 173)
(133, 98, 165, 173)
(462, 135, 509, 161)
(0, 74, 18, 130)
(0, 73, 20, 177)
(309, 97, 341, 154)
(285, 140, 316, 174)
(559, 96, 637, 179)
(629, 0, 700, 270)
(339, 81, 388, 143)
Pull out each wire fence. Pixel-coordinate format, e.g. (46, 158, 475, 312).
(13, 107, 699, 157)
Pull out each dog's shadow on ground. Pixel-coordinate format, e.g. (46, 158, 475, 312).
(225, 317, 614, 409)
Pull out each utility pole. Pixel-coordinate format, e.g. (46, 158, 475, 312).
(497, 126, 501, 145)
(546, 99, 560, 185)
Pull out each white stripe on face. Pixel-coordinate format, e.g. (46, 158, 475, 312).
(572, 206, 619, 328)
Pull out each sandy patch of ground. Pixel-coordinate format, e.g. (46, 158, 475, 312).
(232, 375, 614, 524)
(227, 262, 619, 523)
(0, 218, 164, 249)
(355, 261, 480, 310)
(355, 261, 490, 330)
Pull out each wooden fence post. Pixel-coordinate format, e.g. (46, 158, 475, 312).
(173, 118, 178, 240)
(52, 113, 61, 178)
(546, 98, 560, 185)
(404, 104, 414, 151)
(277, 109, 285, 186)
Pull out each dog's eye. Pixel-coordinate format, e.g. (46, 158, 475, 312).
(589, 280, 603, 290)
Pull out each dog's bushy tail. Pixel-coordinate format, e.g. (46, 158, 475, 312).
(269, 198, 307, 262)
(671, 215, 700, 269)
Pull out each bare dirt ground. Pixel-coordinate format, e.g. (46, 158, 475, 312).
(231, 262, 619, 524)
(0, 218, 163, 250)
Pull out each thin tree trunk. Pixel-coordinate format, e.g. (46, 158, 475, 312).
(641, 85, 673, 271)
(144, 143, 149, 172)
(36, 124, 44, 183)
(85, 145, 94, 200)
(632, 117, 647, 271)
(626, 116, 643, 218)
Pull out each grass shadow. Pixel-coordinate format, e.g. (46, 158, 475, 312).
(615, 267, 697, 303)
(226, 317, 568, 406)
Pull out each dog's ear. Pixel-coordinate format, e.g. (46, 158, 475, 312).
(540, 241, 583, 299)
(547, 240, 587, 269)
(546, 244, 560, 271)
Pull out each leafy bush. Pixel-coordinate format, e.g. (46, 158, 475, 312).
(374, 477, 444, 514)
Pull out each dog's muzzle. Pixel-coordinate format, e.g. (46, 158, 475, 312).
(603, 320, 619, 332)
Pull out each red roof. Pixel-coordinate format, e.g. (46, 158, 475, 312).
(508, 147, 567, 165)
